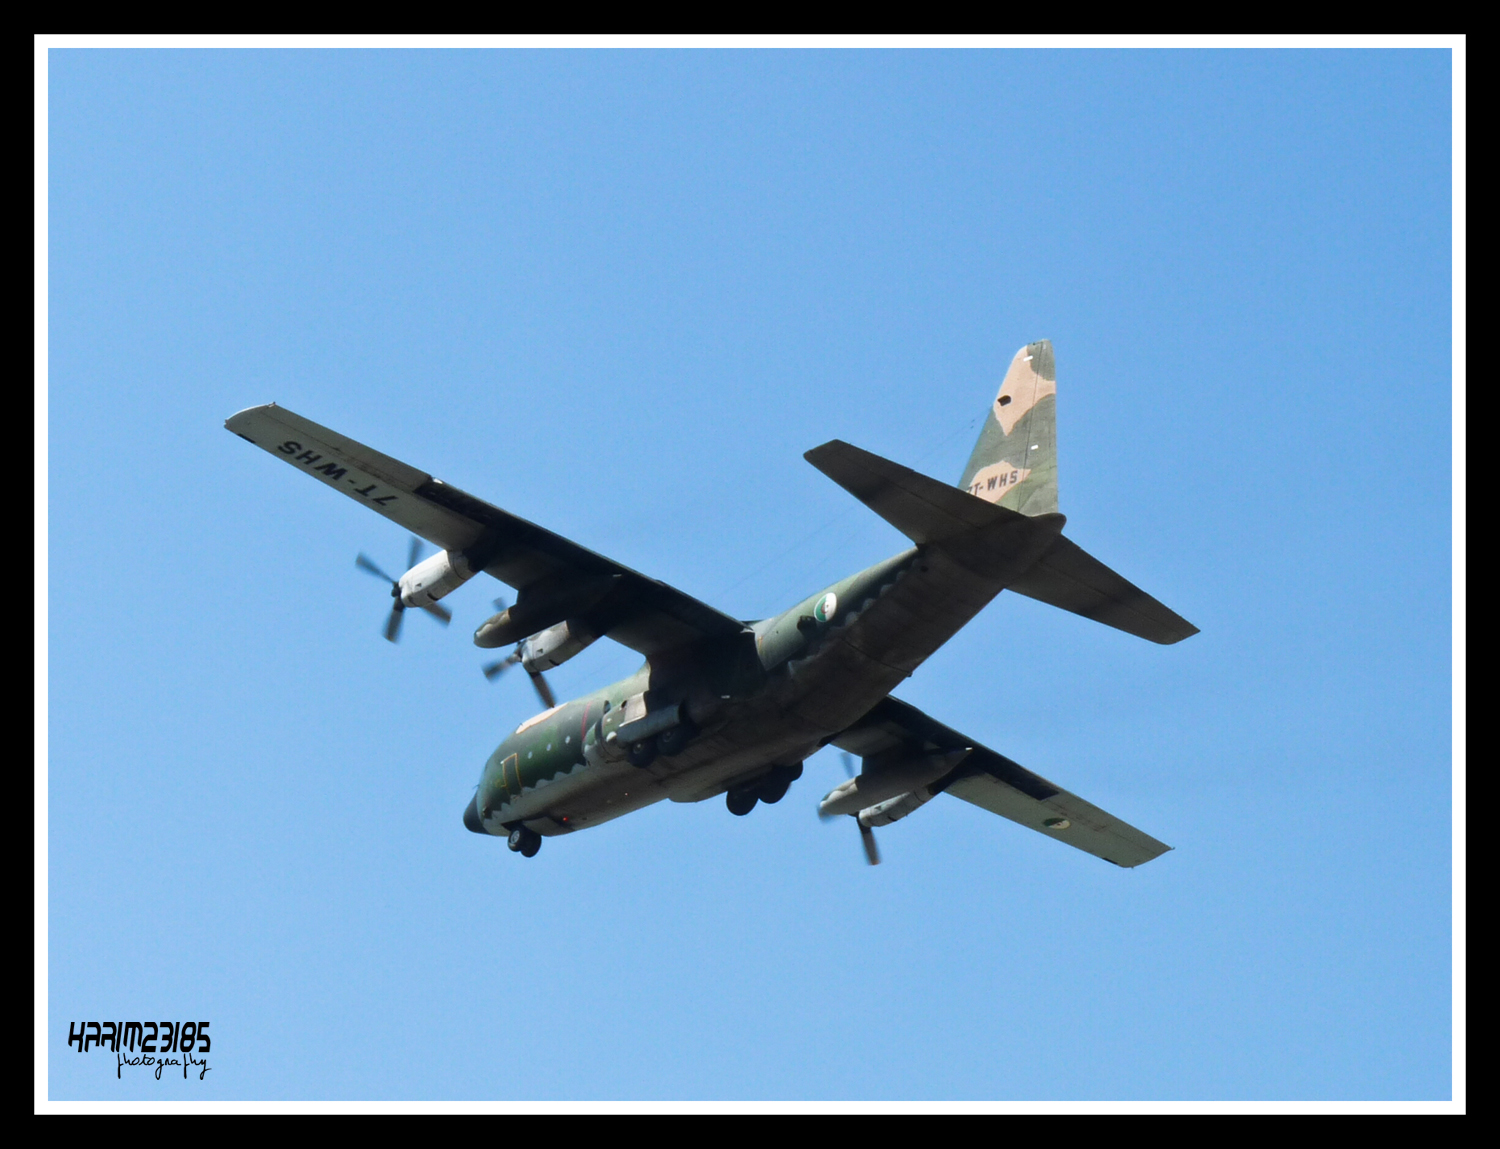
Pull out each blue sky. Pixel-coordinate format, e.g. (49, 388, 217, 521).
(43, 46, 1457, 1104)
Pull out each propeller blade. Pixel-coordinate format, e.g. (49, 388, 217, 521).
(356, 553, 396, 584)
(841, 752, 856, 779)
(859, 821, 881, 866)
(384, 603, 405, 644)
(528, 669, 557, 709)
(483, 651, 522, 680)
(361, 548, 446, 642)
(482, 640, 554, 709)
(493, 597, 508, 612)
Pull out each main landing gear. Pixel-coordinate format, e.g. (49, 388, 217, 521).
(725, 763, 804, 817)
(626, 716, 700, 769)
(507, 826, 542, 857)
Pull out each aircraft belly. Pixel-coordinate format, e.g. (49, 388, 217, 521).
(656, 721, 824, 803)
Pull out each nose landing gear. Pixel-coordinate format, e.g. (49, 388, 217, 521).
(507, 826, 542, 857)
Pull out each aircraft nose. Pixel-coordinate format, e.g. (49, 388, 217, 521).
(463, 793, 485, 834)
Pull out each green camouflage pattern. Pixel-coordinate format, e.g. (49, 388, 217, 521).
(957, 340, 1058, 517)
(229, 337, 1196, 867)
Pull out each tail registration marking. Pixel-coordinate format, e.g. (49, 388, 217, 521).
(966, 461, 1032, 503)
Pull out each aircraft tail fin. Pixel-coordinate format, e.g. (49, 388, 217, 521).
(959, 340, 1058, 517)
(806, 390, 1198, 645)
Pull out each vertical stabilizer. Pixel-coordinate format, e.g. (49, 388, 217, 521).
(958, 341, 1057, 517)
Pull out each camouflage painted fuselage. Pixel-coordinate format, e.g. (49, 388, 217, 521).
(469, 341, 1075, 841)
(470, 530, 1053, 839)
(228, 339, 1192, 866)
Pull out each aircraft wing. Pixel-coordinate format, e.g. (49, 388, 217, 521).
(224, 404, 748, 655)
(830, 695, 1171, 867)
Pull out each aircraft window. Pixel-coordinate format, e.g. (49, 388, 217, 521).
(998, 395, 1013, 406)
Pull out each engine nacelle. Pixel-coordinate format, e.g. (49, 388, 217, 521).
(819, 748, 969, 819)
(398, 549, 477, 608)
(520, 620, 598, 672)
(858, 788, 935, 828)
(473, 573, 622, 649)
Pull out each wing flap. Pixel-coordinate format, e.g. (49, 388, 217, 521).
(830, 695, 1171, 868)
(943, 774, 1170, 868)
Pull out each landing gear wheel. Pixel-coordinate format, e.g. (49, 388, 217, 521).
(756, 762, 803, 805)
(626, 739, 658, 769)
(656, 721, 696, 758)
(757, 774, 791, 804)
(726, 788, 758, 816)
(507, 827, 542, 857)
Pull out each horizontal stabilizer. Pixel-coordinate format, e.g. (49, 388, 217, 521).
(804, 439, 1023, 544)
(1006, 536, 1198, 645)
(805, 438, 1068, 582)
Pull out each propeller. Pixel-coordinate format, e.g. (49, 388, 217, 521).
(480, 598, 557, 708)
(355, 536, 451, 643)
(858, 820, 882, 866)
(824, 752, 880, 865)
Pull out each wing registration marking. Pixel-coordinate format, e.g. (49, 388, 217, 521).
(274, 439, 400, 506)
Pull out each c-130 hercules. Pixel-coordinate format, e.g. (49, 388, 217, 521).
(227, 341, 1196, 866)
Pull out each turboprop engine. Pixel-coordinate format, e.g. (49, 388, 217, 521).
(473, 573, 621, 650)
(519, 619, 598, 672)
(821, 747, 971, 865)
(858, 788, 935, 827)
(818, 747, 970, 819)
(398, 548, 478, 609)
(475, 617, 598, 703)
(355, 537, 476, 643)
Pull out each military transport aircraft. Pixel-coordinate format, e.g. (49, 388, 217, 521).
(226, 341, 1197, 866)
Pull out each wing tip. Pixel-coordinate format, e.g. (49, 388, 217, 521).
(803, 439, 850, 465)
(1152, 621, 1201, 645)
(224, 403, 279, 434)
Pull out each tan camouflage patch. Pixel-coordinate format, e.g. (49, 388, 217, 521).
(993, 348, 1058, 436)
(965, 460, 1032, 503)
(516, 705, 563, 734)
